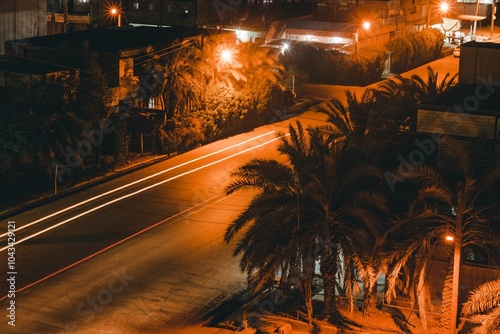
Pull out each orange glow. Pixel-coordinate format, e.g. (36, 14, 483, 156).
(439, 2, 450, 13)
(110, 7, 118, 15)
(220, 49, 233, 63)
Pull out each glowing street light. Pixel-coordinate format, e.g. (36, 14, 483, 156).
(220, 49, 233, 63)
(426, 1, 450, 28)
(110, 7, 122, 27)
(440, 2, 450, 13)
(354, 21, 370, 55)
(281, 42, 290, 54)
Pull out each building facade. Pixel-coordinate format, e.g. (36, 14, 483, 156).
(125, 0, 197, 27)
(416, 41, 500, 174)
(0, 0, 47, 55)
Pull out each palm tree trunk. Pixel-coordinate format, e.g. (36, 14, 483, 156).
(302, 252, 314, 324)
(320, 249, 338, 322)
(302, 267, 314, 324)
(438, 262, 454, 333)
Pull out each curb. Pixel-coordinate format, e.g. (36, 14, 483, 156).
(0, 155, 170, 221)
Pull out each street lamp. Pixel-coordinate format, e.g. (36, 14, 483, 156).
(354, 21, 370, 55)
(110, 6, 122, 27)
(220, 49, 233, 64)
(426, 1, 450, 28)
(445, 226, 462, 334)
(281, 42, 290, 55)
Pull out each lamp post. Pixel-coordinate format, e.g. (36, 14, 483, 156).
(110, 7, 121, 27)
(427, 1, 450, 28)
(280, 42, 295, 94)
(445, 221, 462, 334)
(354, 21, 370, 55)
(490, 0, 497, 39)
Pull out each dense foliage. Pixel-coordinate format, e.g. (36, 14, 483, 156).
(386, 28, 444, 74)
(224, 68, 500, 331)
(0, 35, 285, 208)
(281, 44, 386, 86)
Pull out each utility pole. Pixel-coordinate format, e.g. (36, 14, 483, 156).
(63, 0, 68, 32)
(491, 0, 497, 39)
(427, 0, 432, 28)
(473, 0, 481, 39)
(50, 0, 55, 34)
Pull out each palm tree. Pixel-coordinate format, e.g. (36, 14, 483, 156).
(385, 143, 500, 333)
(411, 66, 458, 101)
(462, 278, 500, 333)
(146, 44, 202, 120)
(373, 66, 457, 132)
(224, 122, 388, 325)
(224, 122, 322, 324)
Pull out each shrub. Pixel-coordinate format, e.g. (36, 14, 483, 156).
(281, 44, 386, 86)
(386, 28, 444, 73)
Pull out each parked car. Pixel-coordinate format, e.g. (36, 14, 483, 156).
(453, 45, 461, 57)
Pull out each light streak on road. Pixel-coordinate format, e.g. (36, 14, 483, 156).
(0, 193, 225, 302)
(0, 134, 289, 252)
(0, 131, 276, 239)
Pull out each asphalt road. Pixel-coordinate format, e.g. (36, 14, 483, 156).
(0, 111, 327, 333)
(0, 54, 461, 333)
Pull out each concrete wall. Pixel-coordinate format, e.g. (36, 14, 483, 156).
(459, 42, 500, 84)
(0, 0, 47, 55)
(427, 259, 500, 309)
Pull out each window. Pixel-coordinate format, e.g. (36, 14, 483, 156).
(149, 97, 157, 109)
(76, 0, 90, 3)
(133, 2, 139, 9)
(167, 4, 174, 12)
(148, 3, 155, 10)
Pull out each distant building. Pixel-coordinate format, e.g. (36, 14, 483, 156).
(269, 0, 492, 51)
(0, 0, 47, 55)
(45, 0, 222, 31)
(4, 26, 208, 109)
(458, 41, 500, 84)
(416, 41, 500, 173)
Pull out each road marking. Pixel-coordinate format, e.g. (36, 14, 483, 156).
(0, 192, 225, 302)
(0, 130, 276, 239)
(0, 134, 288, 252)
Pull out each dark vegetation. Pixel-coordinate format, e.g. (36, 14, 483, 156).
(0, 35, 289, 211)
(281, 28, 445, 85)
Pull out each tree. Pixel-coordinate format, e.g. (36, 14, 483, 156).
(411, 66, 457, 101)
(146, 43, 202, 120)
(224, 122, 388, 325)
(74, 51, 112, 169)
(386, 143, 500, 333)
(462, 278, 500, 334)
(25, 71, 83, 172)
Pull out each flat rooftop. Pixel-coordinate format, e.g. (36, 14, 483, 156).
(6, 26, 208, 53)
(418, 84, 500, 115)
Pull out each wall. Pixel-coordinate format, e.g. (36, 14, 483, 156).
(459, 41, 500, 84)
(0, 0, 47, 55)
